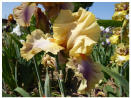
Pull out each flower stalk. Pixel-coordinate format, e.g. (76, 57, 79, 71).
(33, 57, 44, 96)
(55, 55, 65, 97)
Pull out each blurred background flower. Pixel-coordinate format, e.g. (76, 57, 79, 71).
(11, 24, 23, 36)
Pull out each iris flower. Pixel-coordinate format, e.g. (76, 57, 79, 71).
(109, 35, 119, 44)
(112, 2, 129, 21)
(111, 54, 129, 66)
(21, 7, 100, 60)
(13, 2, 74, 32)
(53, 8, 100, 57)
(109, 27, 121, 44)
(13, 3, 50, 32)
(111, 43, 129, 66)
(20, 7, 103, 93)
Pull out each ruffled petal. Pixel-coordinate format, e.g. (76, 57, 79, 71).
(67, 8, 100, 49)
(115, 54, 129, 66)
(20, 29, 64, 61)
(53, 7, 100, 56)
(69, 35, 96, 57)
(53, 10, 76, 45)
(111, 43, 129, 66)
(13, 3, 36, 27)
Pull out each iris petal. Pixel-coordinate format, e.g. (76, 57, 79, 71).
(13, 3, 36, 27)
(53, 8, 100, 56)
(20, 29, 64, 61)
(78, 57, 103, 92)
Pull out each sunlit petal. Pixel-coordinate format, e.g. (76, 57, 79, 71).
(20, 29, 64, 61)
(53, 7, 100, 56)
(109, 34, 120, 44)
(69, 35, 96, 57)
(13, 2, 36, 27)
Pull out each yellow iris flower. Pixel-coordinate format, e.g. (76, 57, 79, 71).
(53, 7, 100, 57)
(111, 54, 129, 66)
(112, 2, 129, 21)
(115, 54, 129, 66)
(112, 11, 127, 21)
(113, 27, 121, 35)
(20, 7, 102, 93)
(111, 43, 129, 66)
(21, 7, 100, 61)
(109, 34, 120, 44)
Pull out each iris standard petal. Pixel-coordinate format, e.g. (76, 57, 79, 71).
(37, 2, 74, 19)
(53, 7, 100, 56)
(69, 35, 96, 57)
(34, 7, 50, 33)
(13, 2, 37, 27)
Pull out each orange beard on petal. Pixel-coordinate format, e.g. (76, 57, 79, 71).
(80, 54, 87, 60)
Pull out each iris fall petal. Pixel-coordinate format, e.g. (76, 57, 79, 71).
(78, 57, 103, 92)
(20, 29, 64, 61)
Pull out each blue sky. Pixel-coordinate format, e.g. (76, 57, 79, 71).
(2, 2, 119, 19)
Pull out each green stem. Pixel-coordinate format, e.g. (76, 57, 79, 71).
(44, 67, 51, 97)
(55, 55, 65, 97)
(15, 62, 18, 86)
(58, 70, 65, 97)
(33, 57, 44, 96)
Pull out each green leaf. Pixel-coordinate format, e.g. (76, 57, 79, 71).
(2, 52, 17, 89)
(101, 66, 129, 96)
(14, 87, 30, 97)
(44, 67, 51, 97)
(30, 15, 36, 32)
(7, 33, 22, 47)
(104, 85, 114, 93)
(33, 57, 44, 96)
(97, 20, 123, 28)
